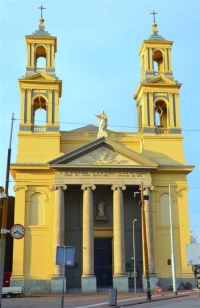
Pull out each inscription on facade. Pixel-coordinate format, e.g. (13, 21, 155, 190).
(56, 171, 149, 178)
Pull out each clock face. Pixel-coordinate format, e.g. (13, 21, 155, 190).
(10, 224, 25, 239)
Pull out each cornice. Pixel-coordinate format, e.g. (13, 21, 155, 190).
(10, 164, 49, 170)
(152, 165, 194, 175)
(134, 82, 182, 100)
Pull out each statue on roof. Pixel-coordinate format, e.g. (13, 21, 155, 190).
(95, 110, 108, 133)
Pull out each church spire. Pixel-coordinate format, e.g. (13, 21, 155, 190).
(32, 5, 50, 36)
(150, 10, 157, 23)
(38, 5, 46, 18)
(148, 10, 165, 40)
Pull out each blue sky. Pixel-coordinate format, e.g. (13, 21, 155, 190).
(0, 0, 200, 240)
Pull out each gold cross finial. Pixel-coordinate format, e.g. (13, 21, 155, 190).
(150, 10, 158, 23)
(38, 5, 46, 18)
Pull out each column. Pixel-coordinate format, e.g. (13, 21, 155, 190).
(54, 89, 59, 125)
(142, 91, 148, 128)
(168, 93, 173, 128)
(47, 44, 50, 67)
(31, 43, 34, 68)
(47, 90, 52, 125)
(175, 93, 181, 127)
(149, 48, 153, 71)
(81, 185, 96, 293)
(10, 186, 28, 286)
(164, 48, 168, 71)
(168, 47, 172, 72)
(27, 89, 32, 125)
(20, 88, 25, 125)
(144, 187, 157, 290)
(27, 43, 31, 67)
(51, 45, 55, 68)
(111, 185, 128, 292)
(145, 48, 149, 72)
(51, 185, 67, 293)
(149, 92, 154, 127)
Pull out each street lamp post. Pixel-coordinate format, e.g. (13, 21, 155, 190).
(140, 182, 151, 300)
(133, 219, 137, 294)
(134, 183, 151, 300)
(0, 114, 14, 308)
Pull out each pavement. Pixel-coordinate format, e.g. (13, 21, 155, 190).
(1, 289, 200, 308)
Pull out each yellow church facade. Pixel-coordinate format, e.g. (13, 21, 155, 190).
(10, 14, 194, 293)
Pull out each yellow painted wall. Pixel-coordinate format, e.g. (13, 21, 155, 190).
(151, 173, 192, 279)
(10, 17, 194, 292)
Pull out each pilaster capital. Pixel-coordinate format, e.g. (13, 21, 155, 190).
(21, 88, 26, 93)
(51, 184, 67, 191)
(54, 89, 59, 94)
(81, 185, 96, 191)
(13, 185, 28, 192)
(176, 186, 189, 193)
(174, 92, 179, 97)
(49, 89, 53, 94)
(149, 92, 153, 96)
(111, 185, 126, 191)
(144, 186, 154, 193)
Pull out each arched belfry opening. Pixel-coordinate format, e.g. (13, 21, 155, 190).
(35, 45, 47, 71)
(153, 49, 163, 75)
(155, 100, 167, 127)
(33, 95, 47, 126)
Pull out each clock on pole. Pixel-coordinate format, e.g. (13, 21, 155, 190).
(10, 224, 25, 239)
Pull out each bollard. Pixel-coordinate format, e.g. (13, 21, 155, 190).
(109, 287, 117, 306)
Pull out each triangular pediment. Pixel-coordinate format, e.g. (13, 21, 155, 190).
(146, 76, 177, 85)
(49, 137, 158, 169)
(19, 72, 56, 82)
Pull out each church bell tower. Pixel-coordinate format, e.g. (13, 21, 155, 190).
(17, 8, 62, 163)
(134, 12, 185, 164)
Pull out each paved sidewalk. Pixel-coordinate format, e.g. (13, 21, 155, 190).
(1, 289, 200, 308)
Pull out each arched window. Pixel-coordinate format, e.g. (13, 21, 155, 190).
(29, 192, 45, 225)
(34, 108, 46, 126)
(33, 96, 47, 127)
(35, 45, 47, 72)
(36, 57, 46, 71)
(153, 49, 163, 75)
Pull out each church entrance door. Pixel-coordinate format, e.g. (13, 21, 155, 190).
(94, 238, 112, 287)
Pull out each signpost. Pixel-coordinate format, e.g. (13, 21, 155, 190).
(186, 244, 200, 265)
(186, 243, 200, 298)
(56, 246, 75, 308)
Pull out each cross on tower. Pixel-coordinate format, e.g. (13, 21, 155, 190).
(38, 5, 46, 18)
(150, 10, 158, 23)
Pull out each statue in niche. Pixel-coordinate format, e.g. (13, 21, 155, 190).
(97, 201, 105, 216)
(95, 110, 108, 133)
